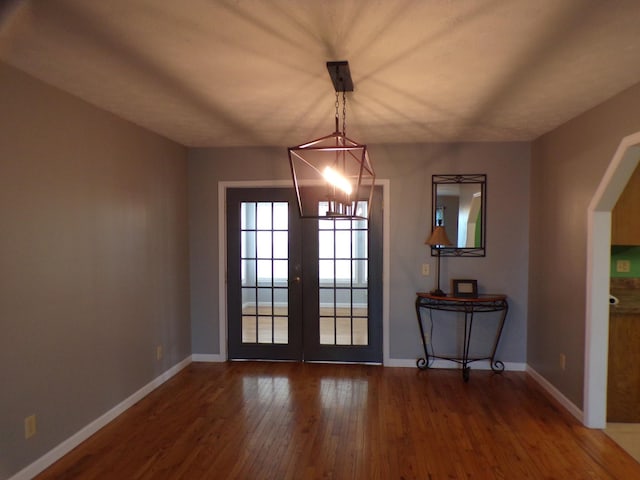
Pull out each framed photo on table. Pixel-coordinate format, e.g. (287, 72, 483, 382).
(452, 279, 478, 298)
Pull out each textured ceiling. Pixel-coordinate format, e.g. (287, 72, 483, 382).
(2, 0, 640, 147)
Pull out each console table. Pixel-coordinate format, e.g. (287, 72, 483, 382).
(415, 292, 509, 381)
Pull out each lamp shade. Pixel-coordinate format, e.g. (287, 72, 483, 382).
(425, 225, 452, 247)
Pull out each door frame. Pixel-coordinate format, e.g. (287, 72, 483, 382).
(217, 179, 390, 364)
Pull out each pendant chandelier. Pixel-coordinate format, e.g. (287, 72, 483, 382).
(288, 61, 375, 220)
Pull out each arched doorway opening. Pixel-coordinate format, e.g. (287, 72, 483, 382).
(585, 132, 640, 427)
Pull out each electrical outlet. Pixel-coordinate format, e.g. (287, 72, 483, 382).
(560, 353, 566, 371)
(156, 345, 163, 361)
(25, 414, 36, 439)
(616, 259, 631, 273)
(422, 263, 430, 276)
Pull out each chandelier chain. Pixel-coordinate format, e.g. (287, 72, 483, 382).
(335, 91, 340, 133)
(342, 90, 346, 136)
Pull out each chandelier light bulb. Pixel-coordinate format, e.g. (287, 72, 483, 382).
(322, 166, 353, 195)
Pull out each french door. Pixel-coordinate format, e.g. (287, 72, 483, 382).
(226, 187, 382, 363)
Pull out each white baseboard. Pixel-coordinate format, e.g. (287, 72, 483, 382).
(526, 365, 584, 423)
(9, 356, 192, 480)
(385, 357, 526, 371)
(192, 353, 226, 362)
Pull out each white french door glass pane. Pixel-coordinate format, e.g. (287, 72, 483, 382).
(257, 260, 272, 284)
(272, 203, 288, 230)
(273, 317, 288, 344)
(352, 260, 367, 285)
(258, 317, 272, 343)
(352, 230, 367, 258)
(242, 231, 256, 258)
(335, 318, 351, 345)
(319, 288, 335, 315)
(273, 288, 288, 305)
(318, 231, 334, 258)
(241, 260, 256, 287)
(273, 231, 288, 259)
(273, 260, 288, 284)
(256, 203, 272, 229)
(319, 260, 334, 284)
(353, 288, 367, 308)
(242, 316, 256, 343)
(320, 317, 334, 345)
(335, 231, 351, 258)
(335, 260, 351, 281)
(256, 231, 272, 258)
(352, 217, 367, 229)
(242, 288, 256, 312)
(352, 317, 368, 345)
(335, 288, 351, 306)
(257, 288, 272, 314)
(242, 203, 256, 230)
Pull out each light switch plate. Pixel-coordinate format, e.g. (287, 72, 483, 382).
(25, 414, 36, 439)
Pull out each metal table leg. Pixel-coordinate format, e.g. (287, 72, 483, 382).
(415, 296, 430, 369)
(462, 310, 474, 382)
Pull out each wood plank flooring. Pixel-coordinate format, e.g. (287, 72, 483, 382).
(35, 362, 640, 480)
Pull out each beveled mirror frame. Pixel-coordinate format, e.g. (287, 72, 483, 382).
(431, 174, 486, 257)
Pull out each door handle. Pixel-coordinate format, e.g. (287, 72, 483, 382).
(290, 276, 301, 285)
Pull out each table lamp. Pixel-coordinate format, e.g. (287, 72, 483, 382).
(425, 221, 452, 296)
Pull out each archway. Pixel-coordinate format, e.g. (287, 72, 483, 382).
(585, 132, 640, 427)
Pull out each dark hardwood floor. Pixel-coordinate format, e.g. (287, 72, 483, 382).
(35, 362, 640, 479)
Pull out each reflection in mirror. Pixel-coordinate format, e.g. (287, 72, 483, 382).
(432, 174, 486, 257)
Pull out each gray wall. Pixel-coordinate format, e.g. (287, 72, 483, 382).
(0, 63, 191, 479)
(189, 142, 530, 363)
(529, 81, 640, 408)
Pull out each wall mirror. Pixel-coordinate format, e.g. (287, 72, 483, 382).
(432, 174, 486, 257)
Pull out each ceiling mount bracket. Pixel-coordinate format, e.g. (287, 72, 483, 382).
(326, 61, 354, 92)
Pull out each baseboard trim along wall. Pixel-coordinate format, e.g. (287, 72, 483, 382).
(9, 356, 192, 480)
(526, 365, 584, 423)
(385, 357, 527, 371)
(192, 353, 225, 362)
